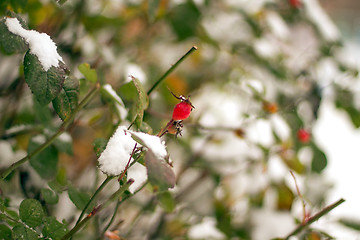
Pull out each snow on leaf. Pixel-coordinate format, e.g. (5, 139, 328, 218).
(127, 130, 168, 161)
(98, 126, 137, 176)
(5, 17, 64, 71)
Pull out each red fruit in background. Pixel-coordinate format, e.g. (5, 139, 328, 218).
(172, 101, 193, 120)
(297, 129, 311, 143)
(289, 0, 301, 8)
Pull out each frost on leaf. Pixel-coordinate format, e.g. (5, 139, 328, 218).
(98, 126, 137, 176)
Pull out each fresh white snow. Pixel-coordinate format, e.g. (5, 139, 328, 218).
(5, 17, 64, 71)
(98, 126, 137, 176)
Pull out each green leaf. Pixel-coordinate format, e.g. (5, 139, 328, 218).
(78, 63, 97, 83)
(311, 144, 327, 173)
(68, 185, 94, 212)
(12, 224, 38, 240)
(48, 168, 68, 193)
(0, 224, 12, 240)
(131, 77, 148, 128)
(28, 137, 58, 180)
(52, 77, 79, 121)
(119, 77, 148, 128)
(275, 182, 294, 211)
(42, 216, 68, 239)
(157, 191, 175, 213)
(93, 138, 107, 157)
(24, 51, 66, 105)
(0, 14, 28, 55)
(169, 1, 200, 40)
(41, 188, 59, 205)
(19, 199, 44, 228)
(339, 218, 360, 232)
(33, 98, 52, 125)
(145, 150, 175, 192)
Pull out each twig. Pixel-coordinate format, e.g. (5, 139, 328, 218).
(0, 83, 100, 180)
(74, 176, 114, 227)
(61, 179, 134, 240)
(147, 46, 198, 95)
(285, 198, 345, 239)
(290, 171, 307, 224)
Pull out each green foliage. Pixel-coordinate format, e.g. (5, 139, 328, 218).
(0, 15, 28, 54)
(19, 199, 44, 228)
(12, 224, 38, 240)
(42, 216, 68, 239)
(52, 77, 79, 121)
(78, 63, 98, 83)
(28, 138, 58, 180)
(145, 150, 175, 192)
(41, 188, 59, 205)
(68, 185, 95, 213)
(24, 51, 67, 105)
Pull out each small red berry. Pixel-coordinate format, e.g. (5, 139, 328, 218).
(172, 101, 193, 120)
(289, 0, 301, 8)
(297, 129, 311, 143)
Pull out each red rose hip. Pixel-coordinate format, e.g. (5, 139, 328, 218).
(172, 101, 193, 120)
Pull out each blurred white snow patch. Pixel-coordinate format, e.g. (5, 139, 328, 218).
(55, 192, 77, 222)
(242, 78, 265, 95)
(266, 11, 290, 40)
(127, 162, 147, 194)
(314, 58, 340, 86)
(192, 85, 245, 128)
(188, 217, 225, 239)
(102, 84, 128, 120)
(267, 155, 289, 182)
(247, 119, 274, 147)
(125, 63, 147, 84)
(302, 0, 340, 41)
(202, 12, 252, 45)
(251, 209, 294, 240)
(101, 46, 116, 63)
(336, 41, 360, 70)
(297, 146, 313, 165)
(58, 132, 72, 143)
(271, 114, 290, 141)
(225, 0, 271, 14)
(0, 141, 15, 168)
(127, 130, 168, 161)
(77, 35, 96, 57)
(32, 135, 46, 144)
(5, 18, 64, 71)
(254, 37, 279, 59)
(98, 126, 137, 176)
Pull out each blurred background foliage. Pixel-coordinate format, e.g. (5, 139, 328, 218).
(1, 0, 360, 239)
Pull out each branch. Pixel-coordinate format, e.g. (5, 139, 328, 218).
(285, 198, 345, 239)
(147, 46, 198, 95)
(0, 83, 100, 180)
(61, 179, 134, 240)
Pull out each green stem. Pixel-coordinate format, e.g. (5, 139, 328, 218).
(147, 46, 198, 95)
(61, 179, 134, 240)
(0, 84, 100, 181)
(285, 198, 345, 239)
(74, 176, 114, 227)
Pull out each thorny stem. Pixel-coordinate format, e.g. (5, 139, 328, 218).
(118, 143, 138, 181)
(74, 176, 114, 228)
(147, 46, 198, 95)
(61, 179, 134, 240)
(0, 84, 100, 181)
(290, 171, 307, 224)
(285, 198, 345, 239)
